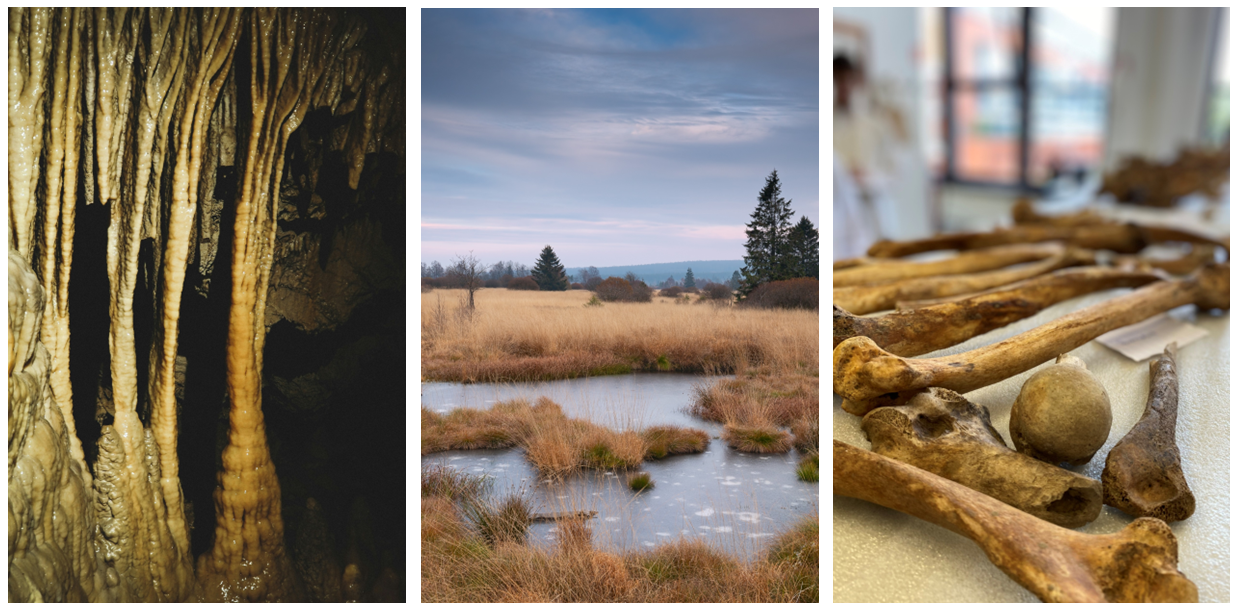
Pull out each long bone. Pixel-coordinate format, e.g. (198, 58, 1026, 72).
(1011, 199, 1105, 227)
(833, 243, 1064, 288)
(833, 247, 1093, 315)
(866, 222, 1227, 259)
(834, 263, 1228, 415)
(834, 440, 1199, 603)
(1114, 243, 1218, 276)
(861, 388, 1103, 527)
(1102, 343, 1195, 522)
(834, 266, 1162, 356)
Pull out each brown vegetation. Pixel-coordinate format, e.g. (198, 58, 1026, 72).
(422, 398, 712, 477)
(740, 277, 818, 310)
(421, 288, 817, 382)
(420, 466, 818, 603)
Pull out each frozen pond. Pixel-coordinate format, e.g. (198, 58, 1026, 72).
(421, 374, 819, 560)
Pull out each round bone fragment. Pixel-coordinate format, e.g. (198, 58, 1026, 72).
(1009, 354, 1111, 465)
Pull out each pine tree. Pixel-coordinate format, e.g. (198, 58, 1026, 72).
(738, 170, 795, 297)
(683, 268, 696, 288)
(531, 245, 568, 291)
(786, 216, 820, 279)
(729, 270, 742, 290)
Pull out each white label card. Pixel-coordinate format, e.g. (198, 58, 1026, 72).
(1095, 313, 1209, 362)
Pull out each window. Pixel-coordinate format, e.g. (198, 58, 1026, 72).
(940, 7, 1115, 190)
(1203, 7, 1229, 144)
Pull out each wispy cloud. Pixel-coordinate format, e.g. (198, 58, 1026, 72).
(421, 8, 818, 266)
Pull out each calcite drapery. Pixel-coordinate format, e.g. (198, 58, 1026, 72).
(9, 7, 403, 602)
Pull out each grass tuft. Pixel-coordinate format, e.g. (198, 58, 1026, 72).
(461, 491, 533, 546)
(641, 426, 709, 459)
(627, 472, 653, 492)
(795, 452, 819, 483)
(722, 424, 793, 454)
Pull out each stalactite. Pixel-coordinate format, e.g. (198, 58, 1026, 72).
(9, 7, 403, 603)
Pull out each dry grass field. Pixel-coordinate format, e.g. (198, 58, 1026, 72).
(420, 286, 819, 602)
(421, 288, 818, 382)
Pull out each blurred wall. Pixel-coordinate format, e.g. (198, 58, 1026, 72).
(1105, 7, 1223, 167)
(833, 7, 931, 240)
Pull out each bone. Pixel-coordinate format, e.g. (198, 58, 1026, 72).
(1011, 199, 1105, 227)
(833, 248, 1094, 315)
(861, 388, 1102, 527)
(834, 243, 1065, 288)
(834, 440, 1198, 603)
(1102, 343, 1195, 522)
(834, 263, 1228, 415)
(866, 222, 1226, 259)
(834, 266, 1162, 356)
(1114, 243, 1218, 276)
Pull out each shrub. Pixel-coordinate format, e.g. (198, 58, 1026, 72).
(660, 286, 684, 298)
(741, 278, 818, 310)
(628, 472, 653, 492)
(584, 295, 603, 307)
(702, 282, 732, 302)
(484, 279, 502, 288)
(507, 276, 540, 291)
(583, 276, 603, 291)
(594, 277, 633, 302)
(570, 282, 584, 290)
(628, 280, 653, 303)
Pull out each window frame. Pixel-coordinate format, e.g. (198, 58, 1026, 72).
(942, 7, 1038, 193)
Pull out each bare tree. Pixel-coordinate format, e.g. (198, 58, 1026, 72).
(452, 251, 484, 310)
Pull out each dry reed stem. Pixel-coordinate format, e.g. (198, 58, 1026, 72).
(422, 288, 817, 382)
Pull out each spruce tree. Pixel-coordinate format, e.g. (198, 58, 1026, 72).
(786, 215, 820, 279)
(738, 170, 795, 297)
(531, 245, 568, 291)
(683, 268, 696, 288)
(729, 270, 742, 290)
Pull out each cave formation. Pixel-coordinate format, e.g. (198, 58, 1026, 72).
(8, 8, 406, 602)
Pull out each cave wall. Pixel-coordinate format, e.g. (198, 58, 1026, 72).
(8, 8, 404, 602)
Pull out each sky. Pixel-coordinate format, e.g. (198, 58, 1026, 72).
(421, 8, 819, 268)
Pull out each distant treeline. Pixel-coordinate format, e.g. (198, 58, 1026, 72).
(420, 259, 743, 290)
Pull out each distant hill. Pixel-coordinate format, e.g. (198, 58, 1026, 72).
(566, 260, 746, 285)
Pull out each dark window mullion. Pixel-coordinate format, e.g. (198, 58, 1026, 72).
(944, 7, 956, 182)
(1018, 7, 1032, 190)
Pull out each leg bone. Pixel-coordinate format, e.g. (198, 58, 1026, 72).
(834, 440, 1198, 603)
(861, 388, 1102, 527)
(1102, 343, 1195, 522)
(833, 248, 1093, 316)
(834, 266, 1161, 356)
(834, 263, 1229, 415)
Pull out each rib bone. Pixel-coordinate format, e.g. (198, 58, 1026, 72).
(834, 263, 1228, 415)
(834, 243, 1064, 288)
(861, 388, 1102, 527)
(833, 247, 1093, 315)
(867, 223, 1227, 259)
(834, 440, 1198, 603)
(1102, 343, 1195, 522)
(834, 266, 1162, 356)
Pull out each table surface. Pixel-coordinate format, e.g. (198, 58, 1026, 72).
(832, 202, 1231, 603)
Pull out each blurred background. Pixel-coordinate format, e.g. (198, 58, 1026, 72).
(833, 7, 1230, 260)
